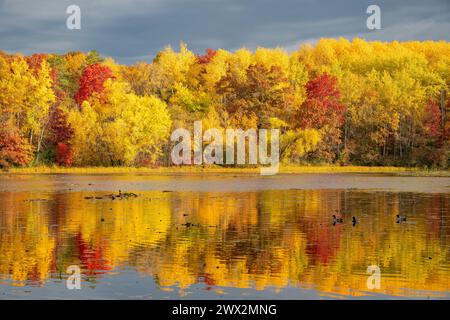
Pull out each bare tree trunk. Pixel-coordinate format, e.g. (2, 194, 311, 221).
(440, 90, 447, 130)
(37, 125, 46, 153)
(35, 119, 49, 163)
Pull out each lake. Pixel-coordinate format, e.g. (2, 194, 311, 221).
(0, 173, 449, 299)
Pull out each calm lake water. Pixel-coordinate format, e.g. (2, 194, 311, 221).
(0, 173, 449, 299)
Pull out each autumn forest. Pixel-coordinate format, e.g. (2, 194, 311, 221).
(1, 38, 450, 169)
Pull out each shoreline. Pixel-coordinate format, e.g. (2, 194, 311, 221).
(2, 165, 450, 177)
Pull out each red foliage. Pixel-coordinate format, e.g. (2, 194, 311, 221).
(0, 124, 33, 168)
(196, 48, 217, 64)
(424, 99, 442, 139)
(56, 143, 73, 167)
(49, 108, 74, 167)
(50, 107, 74, 144)
(50, 68, 58, 85)
(74, 63, 114, 106)
(25, 53, 47, 76)
(298, 73, 345, 129)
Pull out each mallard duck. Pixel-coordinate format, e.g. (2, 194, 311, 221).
(352, 216, 357, 226)
(396, 215, 407, 223)
(332, 215, 343, 224)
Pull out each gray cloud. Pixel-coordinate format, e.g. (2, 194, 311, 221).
(0, 0, 449, 64)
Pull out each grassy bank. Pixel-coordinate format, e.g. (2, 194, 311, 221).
(2, 165, 449, 176)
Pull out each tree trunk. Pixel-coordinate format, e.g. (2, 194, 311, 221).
(35, 121, 48, 163)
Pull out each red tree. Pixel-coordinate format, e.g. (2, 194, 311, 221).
(56, 143, 73, 167)
(74, 63, 114, 106)
(25, 53, 47, 76)
(196, 48, 217, 64)
(50, 108, 74, 144)
(298, 73, 345, 129)
(424, 99, 441, 139)
(50, 108, 74, 167)
(0, 123, 33, 168)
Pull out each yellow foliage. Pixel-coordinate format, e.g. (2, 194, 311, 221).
(69, 80, 171, 166)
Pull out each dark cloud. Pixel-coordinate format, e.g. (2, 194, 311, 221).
(0, 0, 449, 64)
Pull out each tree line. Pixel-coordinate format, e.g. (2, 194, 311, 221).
(1, 38, 450, 168)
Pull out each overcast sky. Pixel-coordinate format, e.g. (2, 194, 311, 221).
(0, 0, 449, 64)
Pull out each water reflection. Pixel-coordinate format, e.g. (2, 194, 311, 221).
(0, 187, 449, 298)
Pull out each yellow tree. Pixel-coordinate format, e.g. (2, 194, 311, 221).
(69, 80, 171, 166)
(0, 55, 55, 158)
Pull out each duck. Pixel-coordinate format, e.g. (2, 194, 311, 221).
(352, 216, 357, 226)
(332, 215, 343, 225)
(396, 215, 407, 223)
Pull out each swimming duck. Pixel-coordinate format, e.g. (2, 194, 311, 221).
(352, 216, 357, 226)
(396, 215, 407, 223)
(332, 215, 343, 225)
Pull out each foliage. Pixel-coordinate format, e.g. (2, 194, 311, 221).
(56, 142, 73, 167)
(74, 63, 114, 106)
(0, 122, 33, 168)
(69, 80, 171, 166)
(1, 39, 450, 168)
